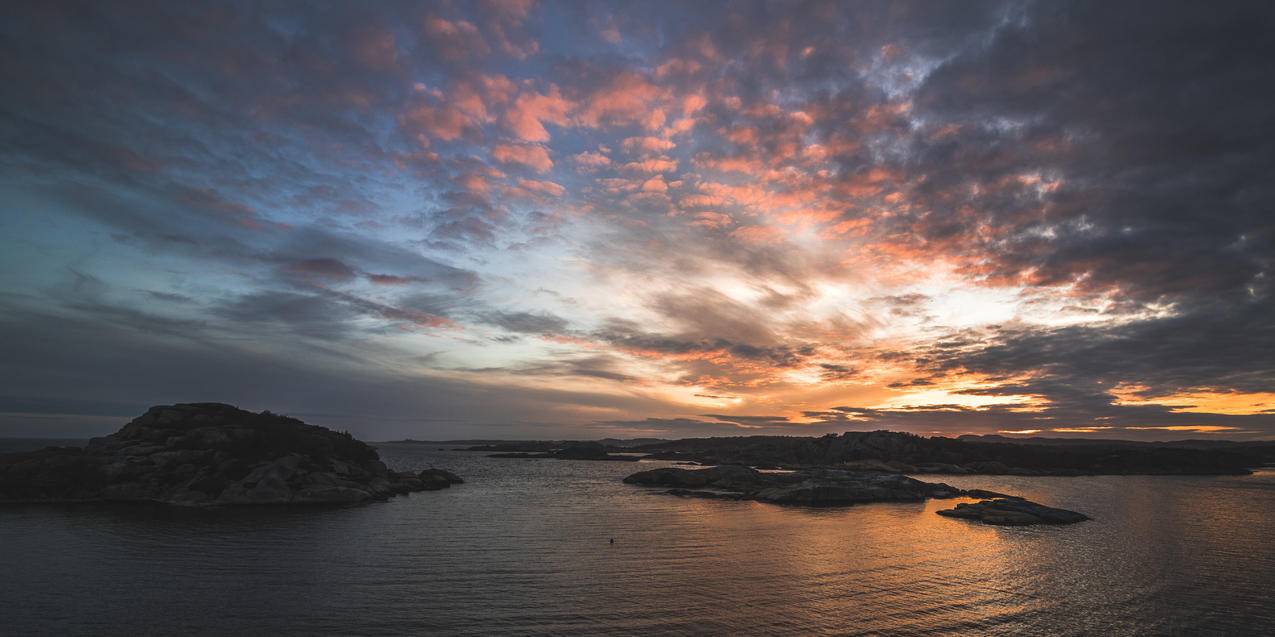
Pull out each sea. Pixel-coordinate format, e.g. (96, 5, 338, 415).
(1, 441, 1273, 636)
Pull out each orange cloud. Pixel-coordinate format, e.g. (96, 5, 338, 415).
(576, 72, 668, 129)
(641, 175, 668, 192)
(691, 211, 733, 229)
(1111, 383, 1275, 415)
(622, 136, 676, 154)
(504, 85, 573, 142)
(491, 143, 553, 173)
(573, 150, 611, 169)
(515, 178, 566, 197)
(623, 157, 678, 173)
(731, 225, 785, 245)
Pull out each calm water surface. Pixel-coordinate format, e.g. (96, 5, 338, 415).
(1, 444, 1272, 636)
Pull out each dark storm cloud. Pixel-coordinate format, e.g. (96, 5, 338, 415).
(900, 0, 1275, 304)
(915, 296, 1275, 399)
(792, 0, 1275, 435)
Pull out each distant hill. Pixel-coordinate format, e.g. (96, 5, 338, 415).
(367, 432, 1274, 474)
(958, 434, 1257, 449)
(377, 437, 669, 448)
(0, 438, 87, 454)
(631, 431, 1269, 475)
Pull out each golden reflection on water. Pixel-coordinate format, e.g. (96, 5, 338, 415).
(655, 494, 1045, 633)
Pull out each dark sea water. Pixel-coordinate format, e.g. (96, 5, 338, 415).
(1, 443, 1273, 636)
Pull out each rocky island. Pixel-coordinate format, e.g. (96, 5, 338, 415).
(623, 464, 1088, 525)
(0, 403, 463, 506)
(937, 497, 1091, 526)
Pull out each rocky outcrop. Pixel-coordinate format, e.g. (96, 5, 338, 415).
(624, 465, 964, 507)
(0, 403, 463, 506)
(936, 498, 1090, 525)
(624, 465, 1089, 524)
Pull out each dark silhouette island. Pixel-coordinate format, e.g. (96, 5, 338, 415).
(0, 403, 463, 506)
(621, 464, 1089, 526)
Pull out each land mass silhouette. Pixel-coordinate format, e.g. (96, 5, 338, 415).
(0, 403, 462, 506)
(472, 431, 1268, 475)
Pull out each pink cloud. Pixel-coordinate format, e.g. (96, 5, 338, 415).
(492, 142, 553, 172)
(423, 16, 489, 60)
(400, 102, 472, 144)
(654, 58, 702, 78)
(573, 150, 611, 168)
(641, 176, 669, 192)
(691, 211, 733, 228)
(399, 74, 513, 146)
(623, 157, 678, 173)
(622, 136, 676, 154)
(679, 193, 728, 208)
(681, 93, 707, 115)
(731, 225, 786, 245)
(665, 117, 697, 136)
(576, 72, 668, 129)
(504, 84, 573, 142)
(516, 178, 566, 197)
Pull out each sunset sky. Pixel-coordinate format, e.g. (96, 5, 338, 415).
(2, 1, 1273, 440)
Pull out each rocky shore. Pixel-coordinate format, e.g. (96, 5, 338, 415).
(0, 403, 463, 506)
(623, 464, 1088, 525)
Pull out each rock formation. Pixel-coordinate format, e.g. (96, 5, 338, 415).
(624, 465, 963, 506)
(0, 403, 463, 506)
(624, 464, 1089, 525)
(936, 497, 1090, 525)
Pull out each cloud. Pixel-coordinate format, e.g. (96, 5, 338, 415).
(423, 16, 489, 61)
(505, 86, 573, 141)
(573, 150, 611, 169)
(480, 310, 570, 335)
(515, 178, 566, 197)
(2, 1, 1273, 440)
(491, 142, 554, 172)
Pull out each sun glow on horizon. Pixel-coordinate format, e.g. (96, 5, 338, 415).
(1111, 384, 1275, 416)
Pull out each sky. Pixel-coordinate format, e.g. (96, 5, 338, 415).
(1, 1, 1273, 441)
